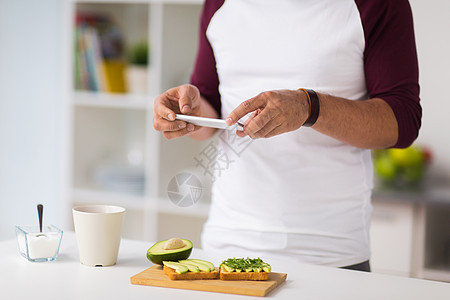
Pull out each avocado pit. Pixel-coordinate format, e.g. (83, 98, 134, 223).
(163, 238, 185, 250)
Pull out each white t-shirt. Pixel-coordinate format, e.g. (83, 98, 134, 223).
(189, 0, 421, 267)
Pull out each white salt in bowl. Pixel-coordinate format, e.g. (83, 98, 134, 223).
(15, 225, 63, 262)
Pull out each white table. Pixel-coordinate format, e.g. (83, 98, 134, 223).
(1, 232, 449, 299)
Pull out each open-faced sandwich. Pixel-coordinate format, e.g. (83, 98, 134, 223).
(146, 238, 272, 281)
(163, 259, 219, 280)
(220, 258, 271, 281)
(146, 238, 219, 280)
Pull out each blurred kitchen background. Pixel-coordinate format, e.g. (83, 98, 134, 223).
(0, 0, 449, 282)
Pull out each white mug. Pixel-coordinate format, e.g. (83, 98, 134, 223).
(72, 205, 125, 267)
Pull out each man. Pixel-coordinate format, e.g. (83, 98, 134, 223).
(153, 0, 421, 271)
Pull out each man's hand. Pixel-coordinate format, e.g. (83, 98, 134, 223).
(226, 89, 399, 148)
(153, 84, 202, 140)
(226, 90, 310, 139)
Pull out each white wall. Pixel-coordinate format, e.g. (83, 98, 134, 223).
(0, 0, 64, 240)
(410, 0, 450, 182)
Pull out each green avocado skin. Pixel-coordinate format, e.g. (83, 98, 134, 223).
(146, 240, 193, 265)
(147, 248, 192, 265)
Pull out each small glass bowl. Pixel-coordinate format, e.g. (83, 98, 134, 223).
(15, 225, 63, 262)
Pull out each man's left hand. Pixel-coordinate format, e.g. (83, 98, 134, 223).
(226, 89, 310, 139)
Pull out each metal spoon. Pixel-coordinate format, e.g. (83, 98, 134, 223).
(36, 204, 46, 237)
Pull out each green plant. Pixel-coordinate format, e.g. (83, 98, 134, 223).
(128, 41, 148, 66)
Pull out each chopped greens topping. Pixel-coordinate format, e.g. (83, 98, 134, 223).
(220, 257, 271, 272)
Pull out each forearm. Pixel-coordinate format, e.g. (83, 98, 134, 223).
(312, 93, 398, 149)
(189, 96, 220, 141)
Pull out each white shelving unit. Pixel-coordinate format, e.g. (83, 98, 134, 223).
(63, 0, 211, 245)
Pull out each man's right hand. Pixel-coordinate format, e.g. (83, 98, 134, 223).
(153, 84, 202, 140)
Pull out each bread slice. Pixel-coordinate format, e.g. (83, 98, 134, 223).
(163, 265, 219, 280)
(219, 266, 269, 281)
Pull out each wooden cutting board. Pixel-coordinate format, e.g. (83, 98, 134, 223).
(130, 265, 287, 297)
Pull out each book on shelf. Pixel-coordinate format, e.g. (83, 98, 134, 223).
(74, 13, 126, 93)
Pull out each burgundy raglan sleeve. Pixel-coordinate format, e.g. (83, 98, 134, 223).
(355, 0, 422, 148)
(190, 0, 225, 118)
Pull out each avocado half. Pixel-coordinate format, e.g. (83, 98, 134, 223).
(146, 239, 193, 265)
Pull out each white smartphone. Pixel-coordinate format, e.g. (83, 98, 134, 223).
(175, 114, 243, 130)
